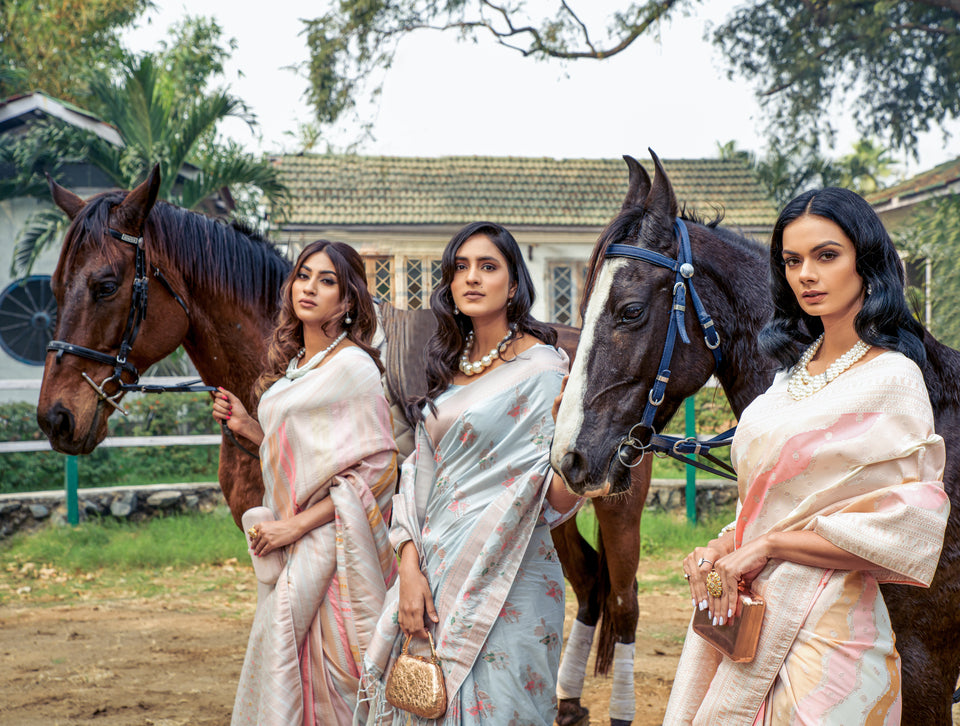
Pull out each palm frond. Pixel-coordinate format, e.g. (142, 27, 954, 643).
(11, 208, 69, 277)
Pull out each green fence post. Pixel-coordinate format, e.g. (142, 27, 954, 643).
(685, 395, 697, 524)
(65, 455, 78, 525)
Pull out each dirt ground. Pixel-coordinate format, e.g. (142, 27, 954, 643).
(0, 557, 691, 726)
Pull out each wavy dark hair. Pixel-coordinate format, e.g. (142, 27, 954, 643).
(257, 240, 382, 395)
(408, 221, 557, 423)
(758, 187, 925, 369)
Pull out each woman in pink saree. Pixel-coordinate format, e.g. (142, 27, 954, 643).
(213, 241, 398, 725)
(665, 188, 950, 724)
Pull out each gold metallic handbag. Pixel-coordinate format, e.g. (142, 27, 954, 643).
(692, 587, 766, 663)
(385, 632, 447, 719)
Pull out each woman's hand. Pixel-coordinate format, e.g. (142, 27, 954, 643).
(682, 533, 735, 622)
(397, 543, 439, 638)
(707, 536, 770, 627)
(248, 518, 301, 557)
(211, 387, 263, 445)
(552, 375, 569, 422)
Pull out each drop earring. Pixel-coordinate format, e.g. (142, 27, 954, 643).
(453, 305, 460, 316)
(344, 313, 353, 325)
(866, 283, 873, 296)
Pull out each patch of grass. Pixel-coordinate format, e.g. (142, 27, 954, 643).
(575, 501, 735, 559)
(0, 506, 246, 571)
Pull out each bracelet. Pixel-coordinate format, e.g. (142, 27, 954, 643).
(717, 521, 736, 538)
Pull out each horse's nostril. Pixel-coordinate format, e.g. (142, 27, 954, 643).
(560, 451, 588, 487)
(42, 402, 74, 441)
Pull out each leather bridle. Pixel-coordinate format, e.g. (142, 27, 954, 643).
(603, 219, 736, 480)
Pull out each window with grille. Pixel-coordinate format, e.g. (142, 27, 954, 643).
(365, 256, 393, 304)
(549, 261, 587, 325)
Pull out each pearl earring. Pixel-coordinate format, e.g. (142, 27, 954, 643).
(453, 305, 460, 316)
(344, 313, 353, 325)
(866, 283, 873, 296)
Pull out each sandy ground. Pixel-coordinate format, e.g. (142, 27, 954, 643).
(0, 558, 690, 726)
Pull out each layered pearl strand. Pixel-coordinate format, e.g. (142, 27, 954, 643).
(787, 333, 871, 400)
(459, 329, 512, 376)
(285, 331, 347, 380)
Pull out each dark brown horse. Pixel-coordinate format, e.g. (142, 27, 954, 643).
(37, 166, 652, 725)
(552, 150, 960, 724)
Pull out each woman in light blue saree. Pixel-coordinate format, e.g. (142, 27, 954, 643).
(360, 222, 581, 725)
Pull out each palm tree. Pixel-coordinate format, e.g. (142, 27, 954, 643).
(10, 53, 286, 276)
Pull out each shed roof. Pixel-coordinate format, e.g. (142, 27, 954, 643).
(868, 156, 960, 206)
(271, 155, 777, 230)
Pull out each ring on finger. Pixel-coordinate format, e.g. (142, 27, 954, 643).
(683, 572, 690, 580)
(697, 557, 713, 568)
(705, 570, 723, 598)
(247, 526, 259, 539)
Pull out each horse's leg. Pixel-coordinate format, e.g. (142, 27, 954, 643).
(218, 441, 265, 528)
(553, 516, 601, 726)
(592, 456, 652, 726)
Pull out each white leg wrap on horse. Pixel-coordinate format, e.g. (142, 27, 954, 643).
(556, 620, 596, 700)
(609, 641, 636, 721)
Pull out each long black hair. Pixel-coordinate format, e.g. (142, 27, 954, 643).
(408, 221, 557, 423)
(758, 187, 925, 369)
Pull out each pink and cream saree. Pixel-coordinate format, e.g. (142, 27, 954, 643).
(664, 351, 949, 725)
(232, 347, 398, 726)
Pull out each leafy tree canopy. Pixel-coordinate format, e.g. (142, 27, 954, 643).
(0, 0, 152, 103)
(301, 1, 960, 157)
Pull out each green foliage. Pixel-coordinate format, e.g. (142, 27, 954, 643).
(8, 14, 286, 277)
(0, 507, 247, 571)
(300, 0, 683, 126)
(896, 194, 960, 349)
(0, 395, 221, 494)
(713, 1, 960, 157)
(0, 0, 151, 104)
(576, 501, 736, 557)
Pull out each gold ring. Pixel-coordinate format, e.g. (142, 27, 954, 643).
(247, 526, 259, 539)
(705, 570, 723, 598)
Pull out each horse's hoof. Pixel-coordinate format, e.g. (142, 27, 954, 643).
(610, 720, 633, 726)
(555, 701, 590, 726)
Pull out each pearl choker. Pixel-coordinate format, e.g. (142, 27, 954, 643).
(459, 329, 512, 376)
(787, 334, 871, 400)
(285, 331, 347, 380)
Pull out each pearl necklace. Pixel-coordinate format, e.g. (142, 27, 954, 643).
(787, 334, 871, 400)
(459, 329, 512, 376)
(285, 331, 347, 380)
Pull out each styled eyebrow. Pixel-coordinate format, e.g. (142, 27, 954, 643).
(454, 255, 500, 263)
(781, 241, 843, 256)
(299, 263, 337, 276)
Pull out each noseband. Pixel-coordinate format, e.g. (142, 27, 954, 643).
(603, 219, 736, 480)
(47, 226, 213, 416)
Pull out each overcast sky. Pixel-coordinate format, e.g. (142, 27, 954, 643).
(126, 1, 957, 179)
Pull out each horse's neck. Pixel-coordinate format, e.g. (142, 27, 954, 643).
(182, 303, 274, 407)
(697, 230, 776, 419)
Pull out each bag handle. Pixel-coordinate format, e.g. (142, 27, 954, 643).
(401, 632, 440, 663)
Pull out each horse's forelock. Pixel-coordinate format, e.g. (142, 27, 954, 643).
(54, 192, 129, 288)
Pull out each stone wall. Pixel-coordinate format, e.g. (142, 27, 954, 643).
(0, 477, 737, 541)
(0, 482, 226, 540)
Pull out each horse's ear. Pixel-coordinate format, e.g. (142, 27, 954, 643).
(646, 149, 679, 222)
(621, 155, 651, 210)
(48, 174, 85, 220)
(115, 164, 161, 232)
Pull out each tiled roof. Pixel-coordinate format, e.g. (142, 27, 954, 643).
(867, 156, 960, 206)
(271, 155, 778, 229)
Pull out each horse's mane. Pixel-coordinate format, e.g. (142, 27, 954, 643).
(580, 204, 748, 315)
(58, 192, 291, 313)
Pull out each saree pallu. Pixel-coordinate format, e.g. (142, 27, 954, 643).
(664, 351, 949, 725)
(232, 347, 398, 726)
(360, 345, 571, 725)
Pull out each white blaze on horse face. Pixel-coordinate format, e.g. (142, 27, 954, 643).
(551, 258, 627, 471)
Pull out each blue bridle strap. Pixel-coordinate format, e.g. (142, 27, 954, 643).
(604, 219, 735, 480)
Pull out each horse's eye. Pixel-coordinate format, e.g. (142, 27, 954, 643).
(94, 281, 118, 300)
(619, 304, 643, 323)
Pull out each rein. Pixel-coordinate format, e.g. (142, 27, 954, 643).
(45, 226, 259, 459)
(603, 219, 736, 480)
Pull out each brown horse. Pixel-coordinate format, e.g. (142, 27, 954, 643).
(37, 166, 652, 725)
(552, 150, 960, 724)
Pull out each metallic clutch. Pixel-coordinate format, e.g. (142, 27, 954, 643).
(385, 632, 447, 719)
(692, 589, 765, 663)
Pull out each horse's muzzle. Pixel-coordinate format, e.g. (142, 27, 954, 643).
(558, 450, 617, 498)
